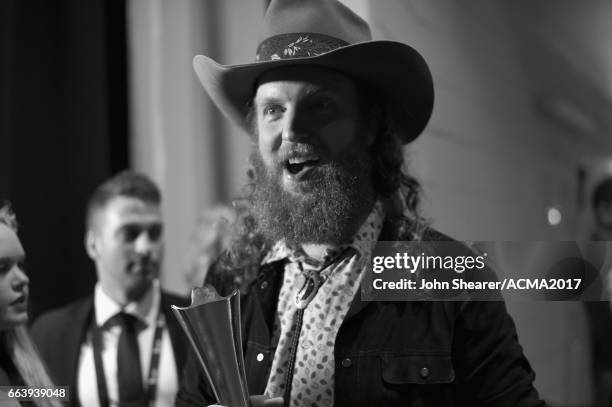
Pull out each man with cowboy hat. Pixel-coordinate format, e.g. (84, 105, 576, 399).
(176, 0, 545, 406)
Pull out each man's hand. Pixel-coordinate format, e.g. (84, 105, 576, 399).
(208, 395, 283, 407)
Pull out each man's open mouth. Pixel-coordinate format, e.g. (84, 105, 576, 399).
(285, 156, 321, 177)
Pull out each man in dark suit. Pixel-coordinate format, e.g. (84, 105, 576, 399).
(32, 171, 188, 407)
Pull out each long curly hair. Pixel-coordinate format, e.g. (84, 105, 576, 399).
(207, 86, 429, 292)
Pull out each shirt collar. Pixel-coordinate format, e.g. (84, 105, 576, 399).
(94, 279, 160, 328)
(262, 200, 385, 267)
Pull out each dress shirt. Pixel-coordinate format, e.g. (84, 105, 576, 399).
(77, 280, 178, 407)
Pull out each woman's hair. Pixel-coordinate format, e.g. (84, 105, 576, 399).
(186, 205, 237, 287)
(1, 328, 63, 407)
(0, 203, 62, 407)
(0, 203, 18, 232)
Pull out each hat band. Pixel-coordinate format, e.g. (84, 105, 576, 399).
(255, 33, 349, 61)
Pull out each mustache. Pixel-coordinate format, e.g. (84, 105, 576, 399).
(277, 143, 323, 163)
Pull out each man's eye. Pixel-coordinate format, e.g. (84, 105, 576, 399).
(148, 226, 162, 242)
(262, 105, 285, 117)
(122, 228, 140, 242)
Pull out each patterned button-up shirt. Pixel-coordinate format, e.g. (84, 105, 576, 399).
(262, 201, 385, 406)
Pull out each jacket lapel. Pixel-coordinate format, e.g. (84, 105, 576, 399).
(69, 297, 94, 407)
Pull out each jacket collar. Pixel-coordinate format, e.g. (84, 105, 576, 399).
(251, 211, 416, 322)
(94, 280, 159, 328)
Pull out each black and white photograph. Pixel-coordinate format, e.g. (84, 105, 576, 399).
(1, 1, 612, 406)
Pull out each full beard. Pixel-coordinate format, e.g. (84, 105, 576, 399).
(249, 145, 376, 248)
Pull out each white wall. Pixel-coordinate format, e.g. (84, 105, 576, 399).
(128, 0, 227, 294)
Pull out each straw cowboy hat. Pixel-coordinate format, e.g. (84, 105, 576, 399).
(193, 0, 434, 143)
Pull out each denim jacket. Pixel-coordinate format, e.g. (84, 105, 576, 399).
(176, 227, 546, 407)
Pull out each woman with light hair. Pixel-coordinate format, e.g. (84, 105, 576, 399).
(0, 204, 62, 407)
(185, 205, 237, 289)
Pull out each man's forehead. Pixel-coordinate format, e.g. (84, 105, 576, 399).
(255, 66, 356, 99)
(95, 196, 162, 228)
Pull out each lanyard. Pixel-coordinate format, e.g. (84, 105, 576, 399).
(90, 306, 165, 407)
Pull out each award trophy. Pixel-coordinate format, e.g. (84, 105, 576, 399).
(172, 285, 249, 407)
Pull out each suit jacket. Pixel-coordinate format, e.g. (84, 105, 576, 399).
(30, 290, 189, 407)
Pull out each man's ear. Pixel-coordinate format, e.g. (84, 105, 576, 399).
(85, 230, 97, 260)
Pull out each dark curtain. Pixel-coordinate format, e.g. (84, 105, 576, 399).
(0, 0, 129, 318)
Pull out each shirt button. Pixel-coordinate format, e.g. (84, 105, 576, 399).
(256, 353, 265, 362)
(260, 281, 269, 290)
(419, 367, 429, 378)
(341, 358, 352, 368)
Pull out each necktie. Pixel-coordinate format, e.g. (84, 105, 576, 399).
(116, 312, 146, 407)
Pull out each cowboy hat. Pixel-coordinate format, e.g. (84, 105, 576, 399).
(193, 0, 434, 143)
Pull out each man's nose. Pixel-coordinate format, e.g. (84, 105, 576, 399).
(282, 108, 309, 142)
(134, 233, 156, 255)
